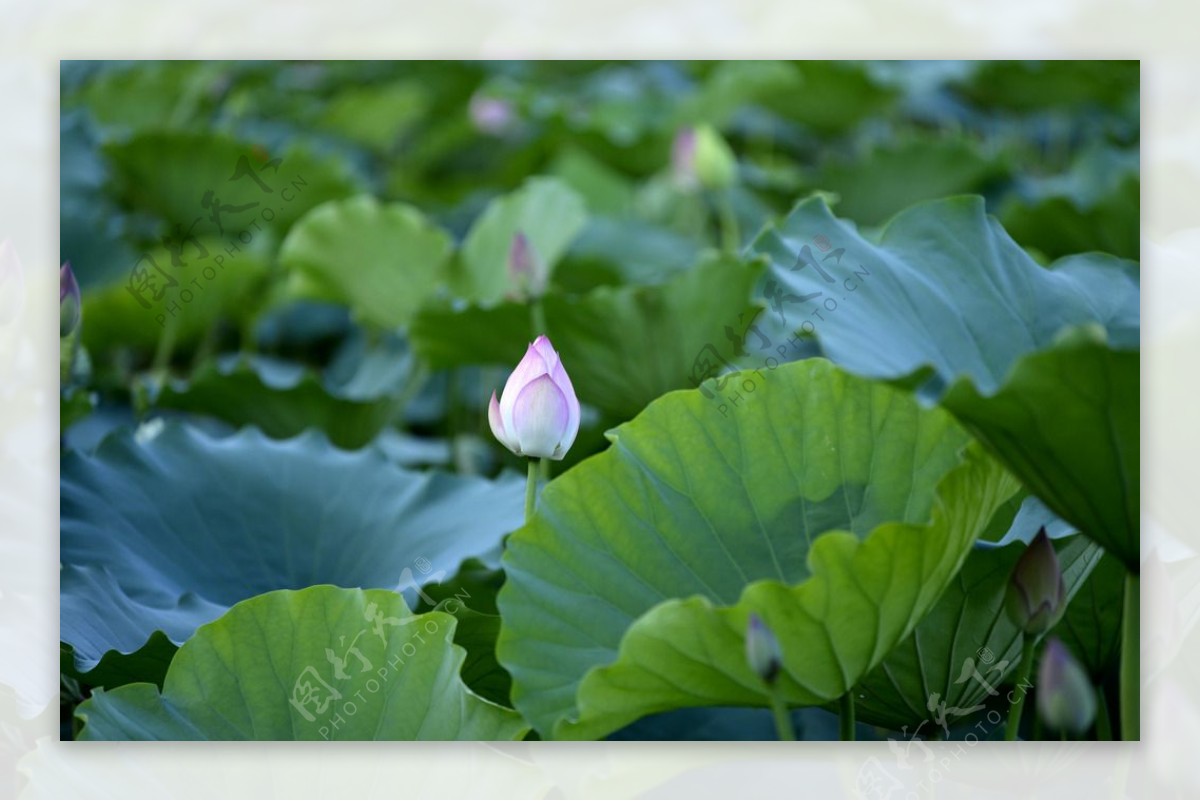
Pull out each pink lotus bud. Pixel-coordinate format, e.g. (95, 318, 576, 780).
(489, 335, 580, 460)
(671, 128, 698, 190)
(1004, 527, 1066, 634)
(745, 613, 783, 686)
(672, 125, 736, 191)
(60, 262, 81, 337)
(1037, 638, 1096, 735)
(507, 231, 547, 300)
(469, 93, 514, 136)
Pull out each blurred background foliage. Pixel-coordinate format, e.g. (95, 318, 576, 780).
(60, 59, 1139, 473)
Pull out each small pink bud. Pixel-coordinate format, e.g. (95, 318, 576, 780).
(671, 125, 736, 191)
(507, 231, 547, 300)
(671, 128, 698, 190)
(469, 93, 514, 136)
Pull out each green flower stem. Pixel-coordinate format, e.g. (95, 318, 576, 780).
(525, 458, 539, 523)
(1005, 633, 1035, 740)
(769, 690, 796, 741)
(151, 314, 180, 376)
(1121, 571, 1140, 741)
(1095, 684, 1113, 740)
(530, 297, 547, 340)
(528, 300, 551, 485)
(716, 189, 740, 254)
(839, 690, 856, 741)
(683, 192, 706, 240)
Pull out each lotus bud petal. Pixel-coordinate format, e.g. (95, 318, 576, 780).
(671, 128, 699, 190)
(745, 613, 783, 686)
(489, 335, 580, 460)
(469, 93, 514, 136)
(1005, 527, 1067, 634)
(1037, 637, 1096, 735)
(507, 231, 546, 300)
(674, 124, 736, 191)
(60, 262, 81, 338)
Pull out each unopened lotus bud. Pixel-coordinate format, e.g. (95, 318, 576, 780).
(1005, 527, 1066, 635)
(1037, 637, 1096, 735)
(60, 262, 81, 338)
(673, 125, 736, 191)
(469, 93, 514, 136)
(489, 335, 580, 461)
(745, 613, 783, 686)
(507, 231, 546, 300)
(671, 128, 698, 190)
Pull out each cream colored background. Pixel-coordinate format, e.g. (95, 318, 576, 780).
(0, 1, 1195, 797)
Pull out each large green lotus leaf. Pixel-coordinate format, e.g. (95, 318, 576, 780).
(556, 217, 701, 292)
(75, 587, 528, 740)
(749, 196, 1139, 396)
(67, 62, 227, 134)
(104, 131, 365, 235)
(1052, 550, 1125, 681)
(855, 496, 1102, 731)
(412, 255, 763, 420)
(952, 60, 1139, 115)
(784, 61, 899, 134)
(79, 237, 271, 359)
(999, 147, 1139, 261)
(457, 177, 587, 305)
(418, 558, 505, 616)
(61, 423, 525, 684)
(60, 111, 141, 291)
(496, 359, 1020, 739)
(672, 61, 803, 128)
(434, 601, 511, 707)
(417, 560, 511, 705)
(749, 196, 1139, 569)
(313, 79, 429, 153)
(150, 334, 415, 449)
(812, 137, 1009, 227)
(549, 147, 636, 217)
(61, 627, 177, 692)
(279, 195, 453, 329)
(941, 330, 1139, 569)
